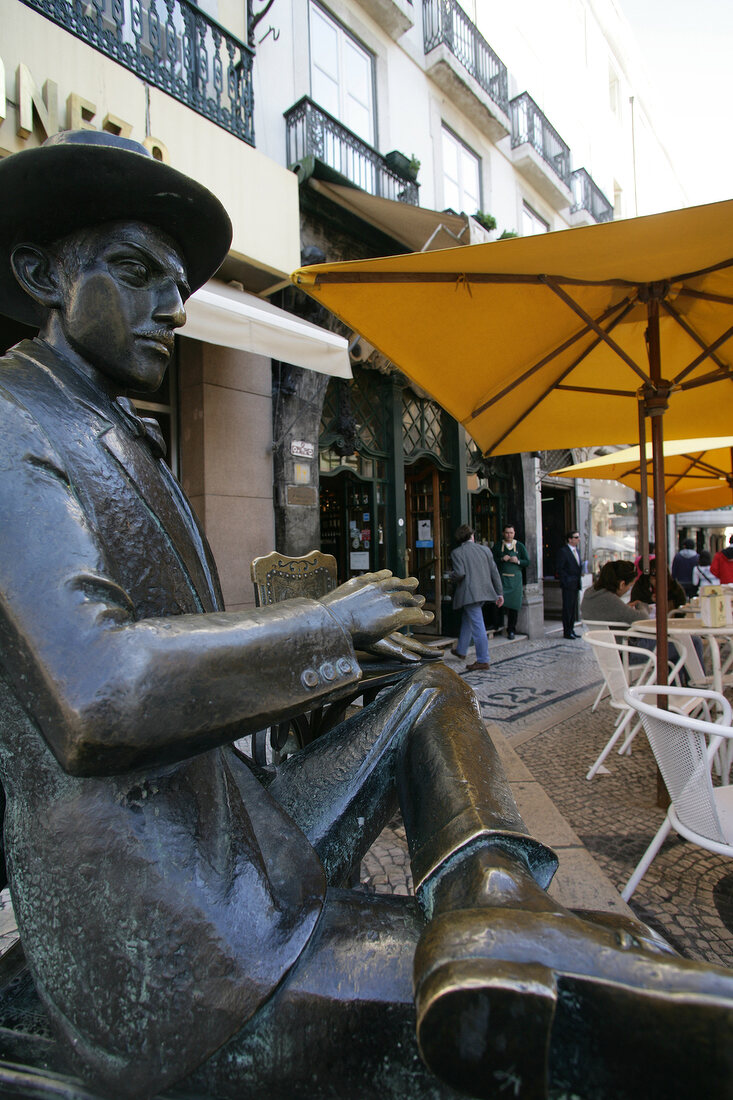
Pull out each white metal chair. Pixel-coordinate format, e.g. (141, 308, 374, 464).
(621, 685, 733, 901)
(580, 619, 634, 712)
(583, 631, 658, 779)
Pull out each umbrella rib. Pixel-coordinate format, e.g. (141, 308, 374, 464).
(661, 300, 730, 373)
(539, 276, 648, 381)
(667, 255, 733, 286)
(469, 296, 634, 419)
(307, 271, 638, 288)
(673, 321, 733, 383)
(677, 365, 733, 391)
(665, 454, 705, 493)
(478, 302, 637, 452)
(555, 384, 637, 397)
(677, 286, 733, 307)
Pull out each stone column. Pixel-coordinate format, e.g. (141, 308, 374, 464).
(517, 452, 544, 639)
(272, 362, 331, 556)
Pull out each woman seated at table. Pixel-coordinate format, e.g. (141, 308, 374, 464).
(582, 561, 697, 680)
(629, 559, 687, 611)
(580, 560, 649, 626)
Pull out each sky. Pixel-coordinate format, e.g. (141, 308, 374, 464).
(616, 0, 733, 207)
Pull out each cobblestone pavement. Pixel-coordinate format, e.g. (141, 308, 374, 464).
(361, 631, 733, 970)
(515, 701, 733, 969)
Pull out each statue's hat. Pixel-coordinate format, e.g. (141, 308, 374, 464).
(0, 129, 233, 325)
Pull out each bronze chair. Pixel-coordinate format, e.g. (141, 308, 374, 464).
(250, 550, 338, 607)
(249, 551, 343, 763)
(247, 551, 411, 765)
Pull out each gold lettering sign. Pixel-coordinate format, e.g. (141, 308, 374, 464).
(3, 57, 167, 163)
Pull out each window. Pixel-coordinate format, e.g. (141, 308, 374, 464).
(521, 201, 549, 235)
(442, 127, 481, 215)
(309, 2, 374, 145)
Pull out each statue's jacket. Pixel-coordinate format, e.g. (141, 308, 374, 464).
(0, 340, 361, 1097)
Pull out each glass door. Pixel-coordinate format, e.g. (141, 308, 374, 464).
(406, 462, 451, 634)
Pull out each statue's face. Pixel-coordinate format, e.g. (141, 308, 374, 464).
(56, 221, 189, 391)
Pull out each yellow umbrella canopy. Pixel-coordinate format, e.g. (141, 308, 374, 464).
(292, 199, 733, 680)
(292, 199, 733, 456)
(551, 437, 733, 514)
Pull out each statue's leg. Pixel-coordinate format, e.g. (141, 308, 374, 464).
(270, 664, 733, 1100)
(267, 662, 556, 890)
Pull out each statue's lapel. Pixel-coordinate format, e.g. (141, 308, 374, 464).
(11, 341, 222, 614)
(99, 424, 221, 613)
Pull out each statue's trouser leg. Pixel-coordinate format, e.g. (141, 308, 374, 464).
(269, 664, 733, 1100)
(268, 663, 557, 895)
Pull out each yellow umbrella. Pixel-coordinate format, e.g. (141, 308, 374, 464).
(551, 436, 733, 514)
(292, 199, 733, 680)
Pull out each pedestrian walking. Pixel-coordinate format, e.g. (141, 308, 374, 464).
(450, 525, 504, 670)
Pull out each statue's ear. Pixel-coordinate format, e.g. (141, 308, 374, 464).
(10, 244, 63, 310)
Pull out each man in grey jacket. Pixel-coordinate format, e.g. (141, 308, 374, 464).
(450, 525, 504, 670)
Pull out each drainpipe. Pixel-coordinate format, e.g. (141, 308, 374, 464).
(629, 95, 639, 216)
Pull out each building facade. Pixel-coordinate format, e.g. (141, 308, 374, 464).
(1, 0, 687, 626)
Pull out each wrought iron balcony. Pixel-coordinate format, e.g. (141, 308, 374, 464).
(20, 0, 254, 145)
(510, 92, 571, 189)
(423, 0, 508, 117)
(571, 168, 614, 223)
(285, 97, 419, 205)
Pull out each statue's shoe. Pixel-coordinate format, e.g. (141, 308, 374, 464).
(414, 907, 733, 1100)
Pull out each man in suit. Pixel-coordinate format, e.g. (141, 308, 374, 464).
(556, 530, 583, 638)
(1, 131, 731, 1100)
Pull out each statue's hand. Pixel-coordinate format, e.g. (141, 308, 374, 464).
(321, 570, 433, 651)
(364, 631, 440, 663)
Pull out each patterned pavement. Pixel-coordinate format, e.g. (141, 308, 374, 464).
(362, 630, 733, 970)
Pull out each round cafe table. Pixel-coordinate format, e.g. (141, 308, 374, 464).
(632, 617, 733, 784)
(631, 617, 732, 696)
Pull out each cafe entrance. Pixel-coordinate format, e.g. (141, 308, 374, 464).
(320, 466, 387, 582)
(405, 460, 453, 635)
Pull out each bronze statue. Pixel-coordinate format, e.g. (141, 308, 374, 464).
(0, 131, 731, 1100)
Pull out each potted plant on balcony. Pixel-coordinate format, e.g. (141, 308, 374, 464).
(406, 154, 421, 181)
(385, 150, 420, 182)
(472, 211, 497, 232)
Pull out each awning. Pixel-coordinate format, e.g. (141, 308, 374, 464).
(308, 179, 472, 252)
(181, 279, 352, 378)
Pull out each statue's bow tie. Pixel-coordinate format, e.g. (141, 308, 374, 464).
(115, 396, 167, 458)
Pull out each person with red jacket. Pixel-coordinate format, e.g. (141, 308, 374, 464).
(711, 534, 733, 583)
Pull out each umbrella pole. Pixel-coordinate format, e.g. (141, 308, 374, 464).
(637, 400, 649, 574)
(646, 296, 671, 809)
(645, 299, 669, 683)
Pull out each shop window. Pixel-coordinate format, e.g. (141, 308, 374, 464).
(442, 126, 481, 216)
(309, 1, 375, 146)
(402, 389, 452, 465)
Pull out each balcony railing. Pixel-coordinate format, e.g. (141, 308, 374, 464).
(285, 97, 420, 205)
(571, 168, 614, 223)
(20, 0, 254, 145)
(510, 92, 571, 189)
(423, 0, 508, 116)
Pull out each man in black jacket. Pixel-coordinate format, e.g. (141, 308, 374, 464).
(556, 530, 583, 638)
